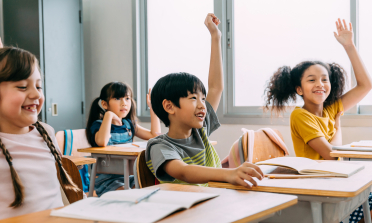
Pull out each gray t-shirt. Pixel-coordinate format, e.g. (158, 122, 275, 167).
(145, 101, 221, 183)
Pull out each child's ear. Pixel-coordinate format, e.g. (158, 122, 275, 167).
(102, 100, 109, 110)
(296, 86, 303, 96)
(162, 99, 175, 115)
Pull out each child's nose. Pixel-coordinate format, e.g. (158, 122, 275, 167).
(29, 86, 42, 99)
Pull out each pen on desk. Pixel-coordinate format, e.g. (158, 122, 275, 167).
(132, 143, 140, 147)
(135, 188, 160, 204)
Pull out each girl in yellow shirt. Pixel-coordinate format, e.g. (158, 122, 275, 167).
(265, 19, 372, 160)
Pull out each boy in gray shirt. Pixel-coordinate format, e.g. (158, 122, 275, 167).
(146, 13, 263, 187)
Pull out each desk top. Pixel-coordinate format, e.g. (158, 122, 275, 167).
(78, 146, 145, 156)
(0, 184, 297, 223)
(331, 150, 372, 159)
(209, 161, 372, 197)
(78, 141, 217, 156)
(62, 155, 96, 165)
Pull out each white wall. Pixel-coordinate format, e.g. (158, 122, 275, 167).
(83, 0, 372, 159)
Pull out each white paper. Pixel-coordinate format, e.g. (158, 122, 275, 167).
(101, 189, 219, 209)
(50, 197, 183, 223)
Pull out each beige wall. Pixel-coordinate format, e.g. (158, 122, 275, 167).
(83, 0, 133, 116)
(83, 0, 372, 159)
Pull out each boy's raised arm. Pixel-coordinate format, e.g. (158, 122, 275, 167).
(205, 13, 223, 111)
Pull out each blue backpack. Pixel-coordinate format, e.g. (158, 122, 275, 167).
(63, 129, 90, 193)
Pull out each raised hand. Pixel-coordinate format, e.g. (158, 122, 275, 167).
(146, 88, 152, 109)
(334, 18, 354, 48)
(0, 37, 3, 48)
(204, 13, 221, 37)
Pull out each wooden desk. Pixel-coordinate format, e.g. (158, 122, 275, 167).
(78, 141, 218, 194)
(209, 161, 372, 223)
(63, 155, 96, 166)
(331, 150, 372, 160)
(0, 184, 297, 223)
(78, 145, 144, 194)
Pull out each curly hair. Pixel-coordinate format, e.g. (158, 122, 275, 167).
(264, 61, 346, 116)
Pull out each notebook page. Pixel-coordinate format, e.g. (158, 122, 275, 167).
(256, 157, 318, 172)
(299, 162, 365, 177)
(50, 197, 183, 223)
(101, 189, 219, 209)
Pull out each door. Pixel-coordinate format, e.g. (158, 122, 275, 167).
(42, 0, 84, 131)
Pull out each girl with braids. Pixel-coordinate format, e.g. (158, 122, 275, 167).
(86, 82, 160, 196)
(0, 43, 80, 220)
(265, 19, 372, 160)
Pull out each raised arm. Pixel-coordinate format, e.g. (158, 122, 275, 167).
(335, 19, 372, 111)
(205, 13, 223, 111)
(135, 88, 161, 140)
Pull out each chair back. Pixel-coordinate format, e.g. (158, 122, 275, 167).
(56, 157, 84, 204)
(221, 128, 289, 168)
(136, 150, 155, 188)
(56, 129, 91, 157)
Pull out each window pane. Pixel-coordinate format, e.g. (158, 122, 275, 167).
(359, 0, 372, 105)
(234, 0, 350, 106)
(147, 0, 213, 90)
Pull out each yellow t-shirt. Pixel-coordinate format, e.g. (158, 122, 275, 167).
(290, 99, 344, 160)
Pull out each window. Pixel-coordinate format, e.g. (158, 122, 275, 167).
(359, 0, 372, 107)
(136, 0, 371, 119)
(230, 0, 350, 113)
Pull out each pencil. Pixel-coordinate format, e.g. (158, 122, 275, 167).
(132, 143, 140, 147)
(265, 174, 338, 179)
(135, 188, 160, 204)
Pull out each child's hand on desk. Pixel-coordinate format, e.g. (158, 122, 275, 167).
(226, 162, 264, 188)
(204, 13, 221, 38)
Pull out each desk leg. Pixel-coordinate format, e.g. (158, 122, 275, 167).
(310, 201, 322, 223)
(88, 162, 97, 197)
(123, 159, 130, 190)
(363, 199, 372, 223)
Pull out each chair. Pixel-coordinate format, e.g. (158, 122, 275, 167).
(56, 129, 92, 193)
(55, 129, 91, 157)
(221, 128, 289, 168)
(56, 156, 84, 204)
(134, 150, 155, 188)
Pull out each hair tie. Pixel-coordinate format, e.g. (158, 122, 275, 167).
(9, 161, 13, 166)
(98, 99, 106, 112)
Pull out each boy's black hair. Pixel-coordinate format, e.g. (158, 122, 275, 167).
(151, 72, 207, 127)
(264, 61, 347, 115)
(86, 82, 137, 145)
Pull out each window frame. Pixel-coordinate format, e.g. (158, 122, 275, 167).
(133, 0, 372, 125)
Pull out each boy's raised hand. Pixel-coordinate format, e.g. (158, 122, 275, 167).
(146, 88, 152, 109)
(334, 18, 354, 48)
(204, 13, 221, 37)
(227, 162, 264, 188)
(0, 37, 3, 48)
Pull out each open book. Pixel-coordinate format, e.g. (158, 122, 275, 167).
(256, 157, 364, 178)
(50, 189, 218, 223)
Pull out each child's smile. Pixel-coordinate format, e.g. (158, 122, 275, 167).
(297, 64, 331, 106)
(0, 64, 44, 134)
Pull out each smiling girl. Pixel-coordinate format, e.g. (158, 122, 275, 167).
(264, 19, 372, 160)
(0, 46, 79, 220)
(86, 82, 160, 196)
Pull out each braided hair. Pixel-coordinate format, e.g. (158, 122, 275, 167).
(0, 46, 80, 208)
